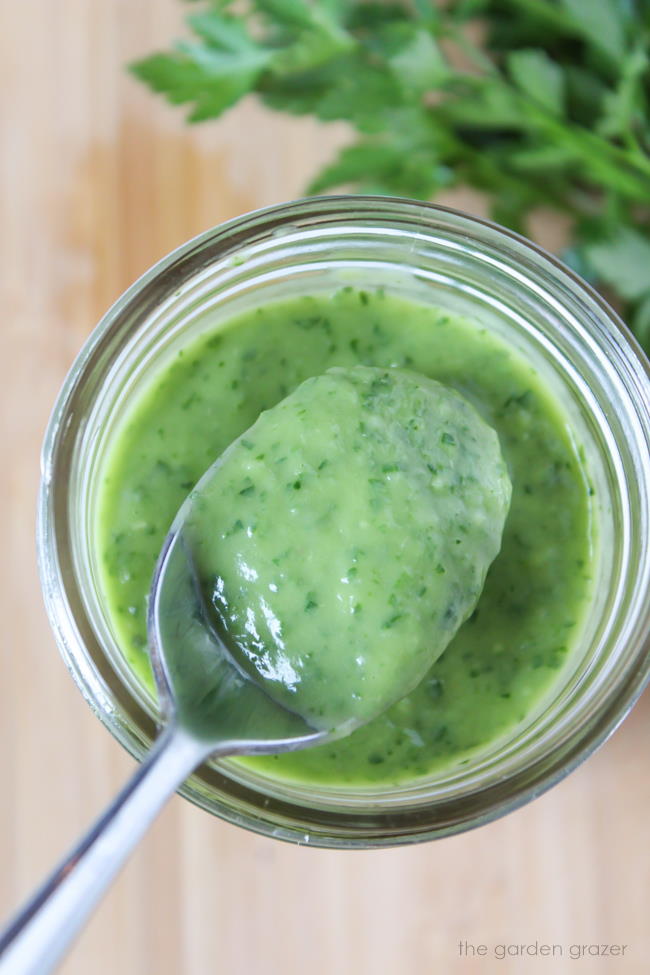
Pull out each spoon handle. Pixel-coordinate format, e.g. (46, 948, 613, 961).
(0, 725, 209, 975)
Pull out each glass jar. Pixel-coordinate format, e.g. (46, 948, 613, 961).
(38, 197, 650, 848)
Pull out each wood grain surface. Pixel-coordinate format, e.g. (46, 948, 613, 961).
(1, 3, 648, 973)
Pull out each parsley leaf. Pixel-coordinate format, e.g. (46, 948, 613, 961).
(131, 12, 271, 122)
(389, 29, 451, 95)
(308, 141, 452, 198)
(560, 0, 628, 64)
(507, 49, 565, 115)
(583, 228, 650, 302)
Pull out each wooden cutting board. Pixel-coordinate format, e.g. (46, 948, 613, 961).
(1, 2, 648, 972)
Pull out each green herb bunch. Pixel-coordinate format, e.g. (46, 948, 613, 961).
(132, 0, 650, 351)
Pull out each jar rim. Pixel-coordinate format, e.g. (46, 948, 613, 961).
(38, 196, 650, 847)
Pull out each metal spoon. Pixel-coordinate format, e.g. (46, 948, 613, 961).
(0, 504, 350, 975)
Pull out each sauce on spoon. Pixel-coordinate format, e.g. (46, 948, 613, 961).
(182, 365, 512, 731)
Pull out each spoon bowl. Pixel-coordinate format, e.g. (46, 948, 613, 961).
(149, 521, 351, 751)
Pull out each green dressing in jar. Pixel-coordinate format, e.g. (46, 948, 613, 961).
(97, 287, 594, 786)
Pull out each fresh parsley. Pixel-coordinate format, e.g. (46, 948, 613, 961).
(131, 0, 650, 351)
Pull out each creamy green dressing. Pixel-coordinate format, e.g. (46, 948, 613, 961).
(184, 366, 511, 731)
(97, 287, 594, 786)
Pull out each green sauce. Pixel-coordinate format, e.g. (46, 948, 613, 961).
(97, 287, 594, 786)
(184, 366, 511, 731)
